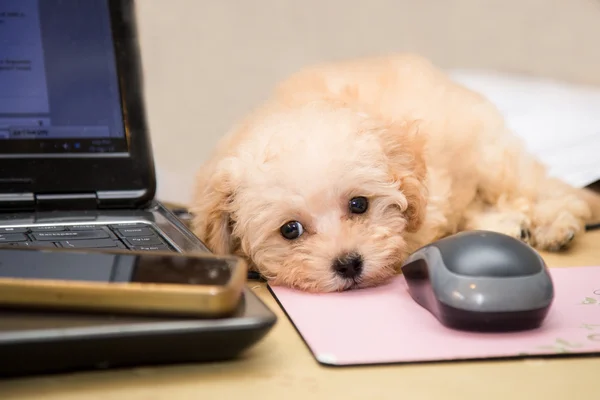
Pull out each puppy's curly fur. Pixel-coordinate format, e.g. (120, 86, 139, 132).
(190, 54, 598, 292)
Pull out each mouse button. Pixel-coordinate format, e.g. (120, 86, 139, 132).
(434, 231, 543, 277)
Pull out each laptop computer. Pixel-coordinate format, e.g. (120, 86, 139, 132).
(0, 0, 276, 376)
(0, 0, 198, 251)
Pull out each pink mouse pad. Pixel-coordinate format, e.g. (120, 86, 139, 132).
(268, 266, 600, 366)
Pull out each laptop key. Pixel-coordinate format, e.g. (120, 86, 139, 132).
(30, 226, 67, 232)
(14, 241, 58, 248)
(115, 227, 154, 237)
(69, 225, 105, 231)
(124, 236, 163, 246)
(129, 245, 170, 251)
(0, 227, 28, 234)
(0, 233, 28, 243)
(108, 223, 149, 229)
(32, 230, 110, 241)
(59, 239, 118, 248)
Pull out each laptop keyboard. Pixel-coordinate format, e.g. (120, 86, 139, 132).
(0, 223, 174, 252)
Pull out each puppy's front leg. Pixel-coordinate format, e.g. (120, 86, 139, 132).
(460, 198, 533, 244)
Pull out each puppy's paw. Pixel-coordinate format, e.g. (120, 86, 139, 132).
(531, 212, 582, 252)
(464, 210, 532, 244)
(530, 196, 590, 252)
(487, 214, 532, 244)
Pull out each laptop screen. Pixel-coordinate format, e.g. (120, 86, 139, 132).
(0, 0, 128, 155)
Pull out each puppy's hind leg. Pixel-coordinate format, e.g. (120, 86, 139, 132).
(468, 132, 591, 251)
(528, 178, 591, 251)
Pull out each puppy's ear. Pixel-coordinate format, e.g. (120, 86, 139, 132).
(380, 120, 429, 232)
(190, 157, 241, 254)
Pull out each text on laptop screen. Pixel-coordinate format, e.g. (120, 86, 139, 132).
(0, 0, 128, 154)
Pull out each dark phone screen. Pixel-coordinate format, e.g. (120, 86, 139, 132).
(0, 248, 233, 286)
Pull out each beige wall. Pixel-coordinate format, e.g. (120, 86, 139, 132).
(135, 0, 600, 205)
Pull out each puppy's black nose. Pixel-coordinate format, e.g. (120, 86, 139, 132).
(332, 253, 363, 279)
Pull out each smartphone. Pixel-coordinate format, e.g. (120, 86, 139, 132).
(0, 246, 247, 318)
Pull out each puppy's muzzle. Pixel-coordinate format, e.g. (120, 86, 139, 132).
(332, 252, 363, 279)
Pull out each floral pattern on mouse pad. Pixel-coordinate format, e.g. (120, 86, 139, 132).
(268, 266, 600, 366)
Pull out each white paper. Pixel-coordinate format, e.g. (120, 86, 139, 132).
(450, 70, 600, 188)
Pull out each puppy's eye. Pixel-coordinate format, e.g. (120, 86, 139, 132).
(349, 196, 369, 214)
(280, 221, 304, 240)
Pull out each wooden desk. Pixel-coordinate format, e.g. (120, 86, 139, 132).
(2, 231, 599, 400)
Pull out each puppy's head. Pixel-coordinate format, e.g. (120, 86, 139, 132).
(192, 101, 427, 292)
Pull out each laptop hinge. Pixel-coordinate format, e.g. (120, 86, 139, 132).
(0, 193, 36, 211)
(35, 193, 99, 211)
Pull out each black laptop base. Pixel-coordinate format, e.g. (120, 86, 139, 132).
(0, 201, 277, 378)
(0, 287, 276, 378)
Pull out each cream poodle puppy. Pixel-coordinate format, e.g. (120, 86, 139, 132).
(190, 54, 598, 293)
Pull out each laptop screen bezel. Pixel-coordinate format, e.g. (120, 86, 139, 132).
(0, 0, 156, 207)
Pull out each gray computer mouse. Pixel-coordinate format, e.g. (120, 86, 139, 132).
(400, 230, 554, 332)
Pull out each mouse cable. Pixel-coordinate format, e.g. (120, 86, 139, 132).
(585, 223, 600, 231)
